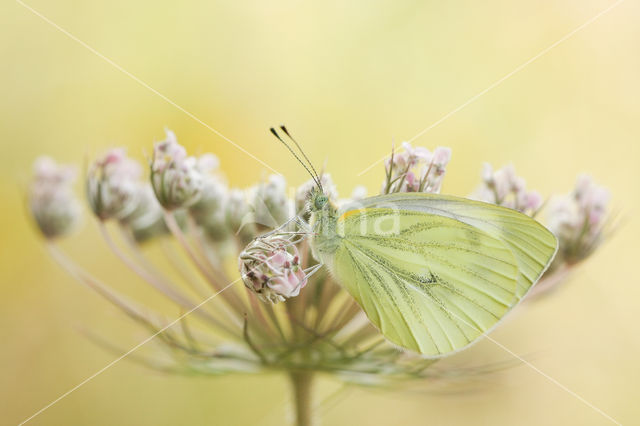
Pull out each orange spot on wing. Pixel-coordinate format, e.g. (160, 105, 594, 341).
(339, 208, 367, 222)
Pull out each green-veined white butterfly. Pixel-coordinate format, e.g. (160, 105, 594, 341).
(272, 126, 558, 357)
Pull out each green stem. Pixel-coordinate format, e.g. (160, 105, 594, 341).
(289, 372, 314, 426)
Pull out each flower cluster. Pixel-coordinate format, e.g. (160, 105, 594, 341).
(239, 235, 309, 303)
(28, 157, 81, 239)
(472, 163, 543, 216)
(27, 132, 614, 425)
(150, 129, 205, 210)
(546, 174, 611, 268)
(382, 142, 451, 194)
(87, 148, 142, 220)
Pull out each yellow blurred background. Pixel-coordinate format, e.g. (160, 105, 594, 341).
(2, 0, 639, 424)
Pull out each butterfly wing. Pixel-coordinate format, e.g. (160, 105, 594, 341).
(350, 193, 558, 300)
(329, 194, 557, 356)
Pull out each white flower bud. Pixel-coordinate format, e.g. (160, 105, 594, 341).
(226, 189, 257, 242)
(150, 129, 204, 210)
(29, 157, 81, 239)
(190, 169, 229, 241)
(87, 148, 142, 220)
(251, 175, 292, 228)
(121, 184, 167, 243)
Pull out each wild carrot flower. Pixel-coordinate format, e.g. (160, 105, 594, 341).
(381, 142, 452, 194)
(226, 188, 257, 243)
(28, 157, 81, 239)
(27, 131, 615, 426)
(547, 174, 611, 267)
(239, 234, 309, 303)
(472, 163, 543, 216)
(87, 148, 142, 221)
(189, 153, 230, 242)
(250, 174, 291, 229)
(150, 129, 204, 210)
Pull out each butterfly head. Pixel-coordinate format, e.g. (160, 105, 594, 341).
(309, 187, 331, 213)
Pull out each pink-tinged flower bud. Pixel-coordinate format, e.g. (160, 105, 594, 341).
(432, 146, 451, 168)
(87, 148, 142, 220)
(523, 190, 543, 212)
(150, 129, 204, 210)
(381, 142, 451, 194)
(29, 157, 81, 239)
(472, 163, 541, 216)
(547, 174, 611, 266)
(239, 235, 308, 303)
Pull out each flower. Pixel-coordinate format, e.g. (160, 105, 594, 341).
(120, 184, 168, 243)
(189, 154, 231, 241)
(28, 132, 616, 426)
(547, 174, 610, 266)
(28, 157, 81, 239)
(250, 174, 291, 229)
(472, 163, 542, 215)
(239, 235, 308, 303)
(87, 148, 142, 220)
(225, 189, 257, 243)
(150, 129, 204, 210)
(350, 185, 368, 201)
(382, 142, 452, 194)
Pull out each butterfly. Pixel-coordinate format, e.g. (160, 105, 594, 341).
(271, 127, 558, 357)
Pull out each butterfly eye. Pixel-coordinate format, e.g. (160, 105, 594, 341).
(315, 195, 328, 209)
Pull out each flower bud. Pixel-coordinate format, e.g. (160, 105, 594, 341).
(226, 189, 257, 242)
(29, 157, 81, 239)
(190, 161, 230, 242)
(120, 184, 168, 243)
(87, 148, 142, 220)
(472, 163, 541, 215)
(239, 235, 308, 303)
(381, 142, 451, 194)
(547, 174, 610, 266)
(251, 175, 291, 229)
(350, 185, 368, 201)
(150, 129, 204, 210)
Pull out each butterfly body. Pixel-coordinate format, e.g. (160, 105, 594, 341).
(307, 189, 557, 357)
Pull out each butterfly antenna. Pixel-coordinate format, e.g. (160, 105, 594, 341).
(279, 126, 322, 190)
(270, 127, 322, 189)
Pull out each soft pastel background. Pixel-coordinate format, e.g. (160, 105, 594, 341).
(2, 0, 639, 425)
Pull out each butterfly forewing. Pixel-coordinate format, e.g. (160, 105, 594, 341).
(351, 193, 558, 300)
(333, 208, 520, 356)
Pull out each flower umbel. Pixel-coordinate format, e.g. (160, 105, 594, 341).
(27, 131, 614, 426)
